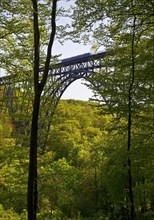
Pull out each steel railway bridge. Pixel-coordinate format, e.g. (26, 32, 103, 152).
(0, 51, 107, 114)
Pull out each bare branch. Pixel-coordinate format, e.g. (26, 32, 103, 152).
(0, 32, 12, 39)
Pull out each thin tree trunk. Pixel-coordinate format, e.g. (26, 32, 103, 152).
(28, 92, 41, 220)
(94, 166, 99, 213)
(27, 0, 57, 219)
(127, 12, 136, 220)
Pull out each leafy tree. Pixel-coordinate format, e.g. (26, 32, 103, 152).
(0, 204, 21, 220)
(67, 0, 154, 219)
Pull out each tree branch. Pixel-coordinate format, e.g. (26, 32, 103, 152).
(40, 0, 58, 90)
(0, 32, 12, 39)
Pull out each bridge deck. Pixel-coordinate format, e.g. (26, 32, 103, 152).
(0, 51, 106, 84)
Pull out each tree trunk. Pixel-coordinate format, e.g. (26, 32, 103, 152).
(127, 157, 134, 220)
(27, 0, 57, 219)
(127, 14, 136, 220)
(27, 91, 41, 220)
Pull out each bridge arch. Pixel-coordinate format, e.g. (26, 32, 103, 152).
(50, 69, 97, 101)
(61, 78, 93, 101)
(0, 51, 106, 113)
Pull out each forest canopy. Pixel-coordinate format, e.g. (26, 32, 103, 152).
(0, 0, 154, 219)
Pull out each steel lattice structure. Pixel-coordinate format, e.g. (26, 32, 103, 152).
(45, 51, 106, 100)
(0, 51, 106, 112)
